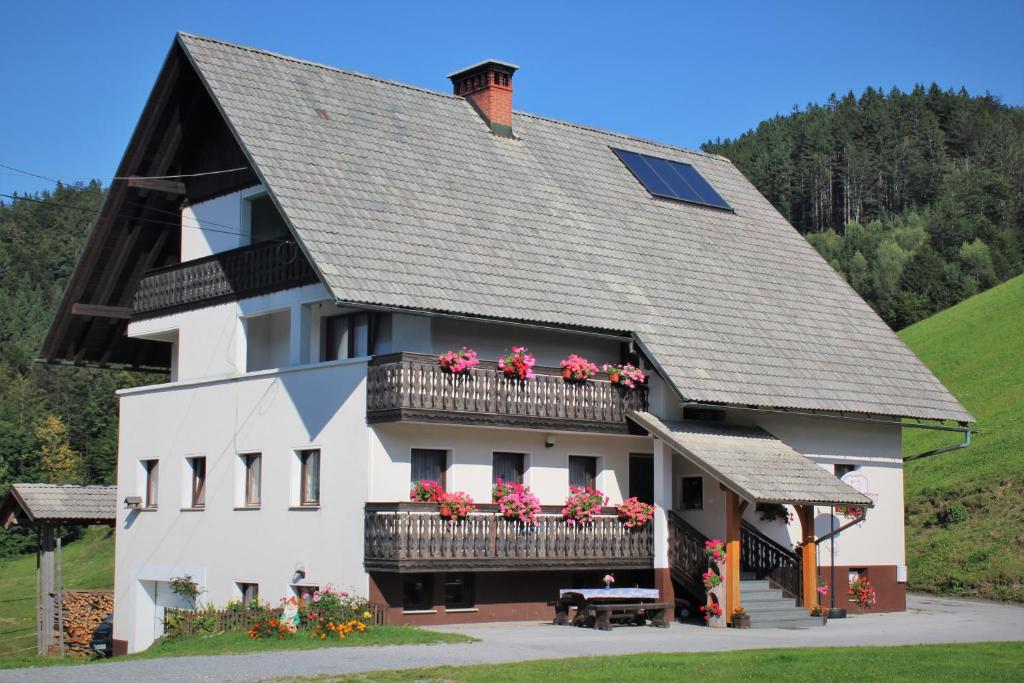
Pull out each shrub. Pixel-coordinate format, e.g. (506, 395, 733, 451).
(294, 587, 375, 638)
(942, 502, 968, 527)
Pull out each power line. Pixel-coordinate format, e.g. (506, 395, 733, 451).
(0, 192, 286, 243)
(0, 163, 269, 238)
(0, 162, 250, 185)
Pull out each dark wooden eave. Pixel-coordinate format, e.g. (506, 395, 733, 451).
(38, 39, 261, 371)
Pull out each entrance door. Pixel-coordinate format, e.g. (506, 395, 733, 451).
(629, 453, 654, 504)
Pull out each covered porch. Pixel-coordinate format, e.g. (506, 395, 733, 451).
(631, 411, 874, 624)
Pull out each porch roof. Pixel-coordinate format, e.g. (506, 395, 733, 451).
(0, 484, 117, 529)
(627, 411, 873, 507)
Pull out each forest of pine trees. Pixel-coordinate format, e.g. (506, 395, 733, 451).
(704, 84, 1024, 328)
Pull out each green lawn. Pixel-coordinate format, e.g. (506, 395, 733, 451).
(0, 626, 475, 670)
(899, 275, 1024, 602)
(0, 525, 114, 656)
(321, 643, 1024, 682)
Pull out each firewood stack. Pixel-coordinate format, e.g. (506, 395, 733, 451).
(55, 591, 114, 655)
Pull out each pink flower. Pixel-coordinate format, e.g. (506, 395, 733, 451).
(312, 592, 322, 602)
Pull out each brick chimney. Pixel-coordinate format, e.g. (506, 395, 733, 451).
(448, 59, 519, 138)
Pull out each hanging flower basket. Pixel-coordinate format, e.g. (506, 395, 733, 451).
(499, 347, 536, 380)
(410, 479, 445, 503)
(616, 497, 655, 528)
(561, 486, 607, 525)
(704, 539, 726, 564)
(493, 478, 542, 526)
(438, 347, 479, 374)
(559, 354, 598, 382)
(602, 363, 646, 389)
(437, 491, 476, 523)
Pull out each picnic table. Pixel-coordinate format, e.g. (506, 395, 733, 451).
(553, 588, 670, 630)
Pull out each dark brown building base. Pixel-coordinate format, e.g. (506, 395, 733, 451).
(816, 564, 906, 612)
(370, 569, 656, 625)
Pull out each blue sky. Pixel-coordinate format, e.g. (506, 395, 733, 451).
(2, 1, 1022, 197)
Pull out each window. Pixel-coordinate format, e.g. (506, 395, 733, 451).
(237, 582, 259, 604)
(629, 453, 654, 504)
(834, 464, 858, 479)
(403, 575, 434, 611)
(245, 310, 291, 372)
(242, 453, 262, 507)
(245, 193, 290, 244)
(410, 449, 447, 489)
(681, 476, 703, 510)
(188, 456, 206, 508)
(569, 456, 597, 489)
(493, 452, 525, 485)
(321, 312, 370, 361)
(445, 574, 475, 610)
(143, 460, 159, 508)
(298, 449, 320, 506)
(612, 147, 732, 210)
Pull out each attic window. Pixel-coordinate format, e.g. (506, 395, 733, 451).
(612, 148, 731, 210)
(244, 193, 290, 244)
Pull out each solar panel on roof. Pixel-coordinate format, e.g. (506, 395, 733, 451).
(612, 148, 731, 210)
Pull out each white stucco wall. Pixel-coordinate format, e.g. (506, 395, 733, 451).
(180, 185, 273, 261)
(370, 422, 652, 505)
(113, 358, 371, 652)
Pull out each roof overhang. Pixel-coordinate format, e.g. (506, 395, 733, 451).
(627, 411, 873, 507)
(0, 484, 117, 529)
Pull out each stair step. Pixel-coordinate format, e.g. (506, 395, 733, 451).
(744, 603, 808, 614)
(739, 580, 772, 590)
(749, 618, 820, 629)
(740, 589, 785, 601)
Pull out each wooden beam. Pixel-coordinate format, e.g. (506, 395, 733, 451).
(797, 505, 818, 611)
(70, 303, 132, 319)
(725, 489, 741, 622)
(126, 177, 186, 194)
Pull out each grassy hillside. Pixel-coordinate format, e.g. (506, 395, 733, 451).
(900, 275, 1024, 602)
(0, 526, 113, 656)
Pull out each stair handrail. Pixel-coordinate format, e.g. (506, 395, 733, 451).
(667, 510, 709, 600)
(740, 519, 803, 604)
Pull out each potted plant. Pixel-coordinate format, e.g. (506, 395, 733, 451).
(616, 497, 655, 528)
(704, 539, 726, 564)
(437, 491, 476, 523)
(493, 478, 542, 526)
(560, 354, 598, 381)
(601, 363, 646, 389)
(731, 606, 750, 629)
(603, 573, 616, 589)
(849, 575, 877, 612)
(699, 599, 723, 624)
(499, 346, 536, 380)
(702, 569, 722, 590)
(810, 604, 829, 624)
(561, 486, 607, 525)
(409, 479, 445, 502)
(438, 347, 479, 374)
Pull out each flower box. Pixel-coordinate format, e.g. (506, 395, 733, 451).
(602, 363, 646, 389)
(559, 354, 598, 382)
(438, 347, 479, 374)
(499, 346, 536, 380)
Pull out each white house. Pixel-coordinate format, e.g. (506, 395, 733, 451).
(40, 34, 973, 654)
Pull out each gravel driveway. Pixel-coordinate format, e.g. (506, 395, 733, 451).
(1, 595, 1021, 682)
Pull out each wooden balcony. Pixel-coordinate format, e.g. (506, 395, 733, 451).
(364, 503, 654, 572)
(366, 353, 648, 433)
(131, 240, 319, 318)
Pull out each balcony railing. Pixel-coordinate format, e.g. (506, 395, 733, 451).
(367, 353, 648, 432)
(364, 503, 654, 572)
(132, 240, 319, 317)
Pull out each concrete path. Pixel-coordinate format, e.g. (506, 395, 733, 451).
(1, 595, 1021, 682)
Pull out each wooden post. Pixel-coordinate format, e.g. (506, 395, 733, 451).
(724, 489, 741, 622)
(56, 537, 65, 657)
(38, 525, 55, 656)
(796, 505, 818, 611)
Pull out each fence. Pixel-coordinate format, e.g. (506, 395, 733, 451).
(164, 601, 390, 637)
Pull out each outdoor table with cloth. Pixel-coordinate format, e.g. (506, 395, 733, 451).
(554, 588, 670, 630)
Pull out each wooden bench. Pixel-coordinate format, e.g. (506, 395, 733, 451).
(591, 602, 672, 631)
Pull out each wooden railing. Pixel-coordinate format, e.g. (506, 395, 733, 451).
(740, 520, 803, 604)
(668, 511, 709, 600)
(132, 240, 318, 317)
(364, 503, 653, 572)
(366, 353, 648, 433)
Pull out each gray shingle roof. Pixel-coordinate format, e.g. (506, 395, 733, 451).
(1, 484, 116, 527)
(177, 33, 972, 422)
(629, 412, 873, 506)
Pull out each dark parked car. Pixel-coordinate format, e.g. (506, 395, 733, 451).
(90, 615, 113, 657)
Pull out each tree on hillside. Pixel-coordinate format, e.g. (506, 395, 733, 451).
(705, 84, 1024, 329)
(35, 413, 82, 484)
